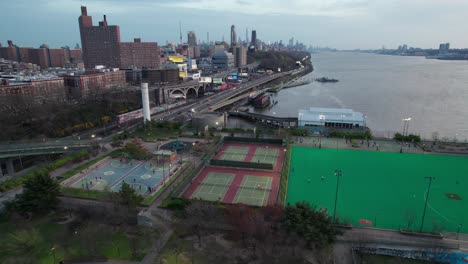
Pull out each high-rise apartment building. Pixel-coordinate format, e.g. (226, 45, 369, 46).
(187, 31, 197, 47)
(0, 41, 82, 69)
(78, 6, 159, 69)
(235, 46, 247, 67)
(231, 25, 237, 48)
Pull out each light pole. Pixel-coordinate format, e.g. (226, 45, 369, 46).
(333, 169, 343, 223)
(51, 247, 56, 264)
(457, 224, 462, 240)
(162, 158, 166, 185)
(400, 117, 411, 153)
(319, 115, 326, 148)
(420, 176, 435, 232)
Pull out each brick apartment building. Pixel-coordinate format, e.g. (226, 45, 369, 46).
(0, 40, 82, 69)
(63, 69, 127, 99)
(0, 78, 66, 113)
(125, 68, 179, 85)
(78, 6, 160, 69)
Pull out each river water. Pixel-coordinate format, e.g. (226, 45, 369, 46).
(249, 52, 468, 140)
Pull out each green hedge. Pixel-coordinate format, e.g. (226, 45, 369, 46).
(0, 150, 90, 192)
(159, 197, 191, 210)
(394, 133, 421, 143)
(60, 187, 112, 200)
(289, 128, 309, 136)
(278, 145, 292, 205)
(210, 159, 273, 170)
(224, 136, 283, 145)
(329, 131, 372, 140)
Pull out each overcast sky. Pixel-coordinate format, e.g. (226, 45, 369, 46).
(1, 0, 468, 50)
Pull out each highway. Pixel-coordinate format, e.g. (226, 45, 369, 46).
(150, 69, 296, 121)
(0, 66, 300, 158)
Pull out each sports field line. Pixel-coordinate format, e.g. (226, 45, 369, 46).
(192, 172, 234, 201)
(67, 158, 113, 186)
(252, 147, 279, 164)
(109, 162, 145, 189)
(424, 187, 452, 224)
(234, 176, 272, 206)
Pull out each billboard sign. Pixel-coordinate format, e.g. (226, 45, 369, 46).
(228, 72, 238, 76)
(213, 78, 223, 84)
(168, 55, 184, 63)
(199, 77, 212, 83)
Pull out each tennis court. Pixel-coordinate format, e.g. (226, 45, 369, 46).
(219, 146, 249, 161)
(191, 172, 234, 201)
(287, 146, 468, 233)
(234, 176, 272, 206)
(251, 148, 279, 165)
(183, 166, 281, 206)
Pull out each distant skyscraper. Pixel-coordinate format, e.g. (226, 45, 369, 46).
(246, 28, 249, 45)
(230, 25, 237, 48)
(251, 30, 257, 47)
(179, 21, 183, 45)
(439, 43, 450, 54)
(188, 31, 197, 47)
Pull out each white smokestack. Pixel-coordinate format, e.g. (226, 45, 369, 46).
(141, 83, 151, 124)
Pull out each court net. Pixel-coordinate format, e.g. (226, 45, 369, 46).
(198, 181, 272, 192)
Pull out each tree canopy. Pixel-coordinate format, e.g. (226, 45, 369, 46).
(13, 171, 60, 215)
(115, 182, 143, 209)
(282, 202, 341, 249)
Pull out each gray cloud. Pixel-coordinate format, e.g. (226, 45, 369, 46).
(1, 0, 468, 50)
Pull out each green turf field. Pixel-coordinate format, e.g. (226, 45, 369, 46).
(252, 148, 279, 165)
(234, 176, 272, 206)
(192, 172, 233, 201)
(286, 146, 468, 233)
(220, 146, 249, 161)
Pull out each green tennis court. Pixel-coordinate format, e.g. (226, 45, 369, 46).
(287, 146, 468, 233)
(191, 172, 234, 201)
(252, 148, 279, 165)
(220, 146, 249, 161)
(234, 176, 272, 206)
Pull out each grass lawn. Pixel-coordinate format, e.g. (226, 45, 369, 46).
(132, 128, 180, 141)
(58, 152, 116, 181)
(60, 187, 112, 200)
(287, 146, 468, 233)
(160, 234, 229, 264)
(0, 214, 156, 263)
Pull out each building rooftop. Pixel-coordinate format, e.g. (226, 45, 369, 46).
(298, 107, 366, 124)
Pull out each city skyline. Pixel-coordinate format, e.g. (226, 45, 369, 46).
(1, 0, 468, 50)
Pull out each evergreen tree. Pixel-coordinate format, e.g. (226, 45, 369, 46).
(14, 171, 60, 215)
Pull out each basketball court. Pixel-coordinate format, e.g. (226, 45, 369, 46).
(66, 158, 173, 196)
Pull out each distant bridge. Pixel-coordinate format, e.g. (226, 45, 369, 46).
(228, 111, 298, 128)
(146, 62, 261, 99)
(0, 140, 93, 177)
(0, 140, 93, 159)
